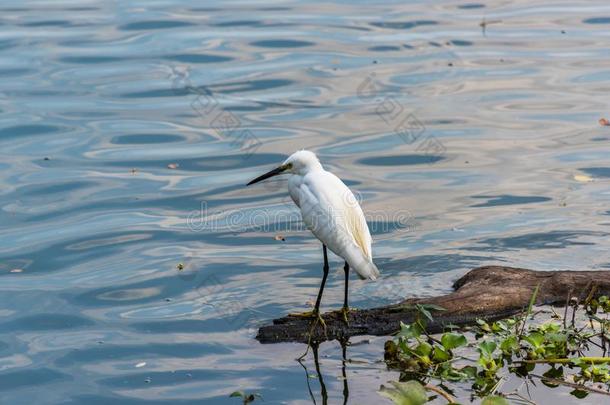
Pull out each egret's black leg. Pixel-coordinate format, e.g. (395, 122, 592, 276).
(343, 261, 349, 310)
(341, 261, 350, 325)
(289, 245, 329, 329)
(313, 245, 329, 315)
(294, 245, 329, 345)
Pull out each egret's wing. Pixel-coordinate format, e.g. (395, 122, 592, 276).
(327, 182, 372, 260)
(342, 195, 372, 260)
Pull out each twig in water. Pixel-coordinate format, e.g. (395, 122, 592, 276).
(530, 373, 610, 397)
(519, 284, 540, 337)
(424, 384, 456, 403)
(564, 289, 572, 329)
(516, 357, 610, 365)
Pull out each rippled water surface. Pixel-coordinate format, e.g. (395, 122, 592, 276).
(1, 0, 610, 403)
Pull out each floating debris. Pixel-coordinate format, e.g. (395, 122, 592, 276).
(130, 168, 138, 175)
(574, 174, 594, 183)
(354, 338, 372, 346)
(479, 18, 502, 36)
(135, 362, 146, 368)
(176, 263, 184, 271)
(9, 268, 23, 273)
(599, 118, 610, 126)
(167, 163, 179, 169)
(274, 234, 285, 241)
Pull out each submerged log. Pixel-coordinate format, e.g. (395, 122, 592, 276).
(256, 266, 610, 344)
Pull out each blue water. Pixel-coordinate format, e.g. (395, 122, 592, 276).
(1, 1, 610, 403)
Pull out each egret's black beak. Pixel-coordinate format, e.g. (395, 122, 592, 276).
(246, 164, 288, 186)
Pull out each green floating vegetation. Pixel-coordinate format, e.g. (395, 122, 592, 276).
(381, 290, 610, 404)
(229, 391, 262, 404)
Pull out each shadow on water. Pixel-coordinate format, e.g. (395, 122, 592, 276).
(465, 230, 607, 252)
(469, 194, 551, 207)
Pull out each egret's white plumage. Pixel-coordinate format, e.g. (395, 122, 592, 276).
(283, 151, 379, 280)
(247, 150, 379, 318)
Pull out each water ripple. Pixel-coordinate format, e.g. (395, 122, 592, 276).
(1, 0, 610, 403)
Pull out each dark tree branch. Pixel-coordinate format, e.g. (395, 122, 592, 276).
(256, 266, 610, 344)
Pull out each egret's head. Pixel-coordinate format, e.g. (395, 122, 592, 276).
(246, 150, 323, 185)
(282, 150, 323, 175)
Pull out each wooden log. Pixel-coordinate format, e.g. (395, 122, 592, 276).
(256, 266, 610, 344)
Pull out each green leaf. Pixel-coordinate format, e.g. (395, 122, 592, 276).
(541, 367, 563, 388)
(525, 284, 540, 318)
(476, 319, 492, 333)
(433, 345, 451, 362)
(524, 332, 545, 348)
(478, 341, 497, 358)
(541, 322, 560, 333)
(420, 304, 447, 312)
(547, 332, 567, 343)
(461, 365, 478, 379)
(481, 395, 509, 405)
(570, 389, 589, 399)
(415, 304, 434, 322)
(415, 341, 433, 357)
(512, 363, 533, 377)
(398, 322, 424, 339)
(491, 321, 508, 333)
(229, 391, 244, 398)
(441, 333, 467, 350)
(571, 358, 587, 367)
(500, 335, 519, 354)
(378, 380, 428, 405)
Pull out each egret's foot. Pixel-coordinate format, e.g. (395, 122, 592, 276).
(288, 310, 317, 318)
(313, 314, 328, 342)
(341, 306, 350, 326)
(290, 310, 326, 330)
(314, 312, 327, 330)
(297, 314, 327, 360)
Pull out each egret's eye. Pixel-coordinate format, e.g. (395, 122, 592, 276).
(285, 163, 293, 169)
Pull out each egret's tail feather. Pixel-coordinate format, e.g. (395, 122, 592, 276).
(353, 260, 380, 281)
(368, 262, 380, 281)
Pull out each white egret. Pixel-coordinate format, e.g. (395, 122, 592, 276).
(247, 150, 379, 323)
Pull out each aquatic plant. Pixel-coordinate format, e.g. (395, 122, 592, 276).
(229, 391, 262, 404)
(382, 289, 610, 403)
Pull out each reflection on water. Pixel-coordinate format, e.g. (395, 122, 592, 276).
(298, 340, 350, 405)
(0, 0, 609, 403)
